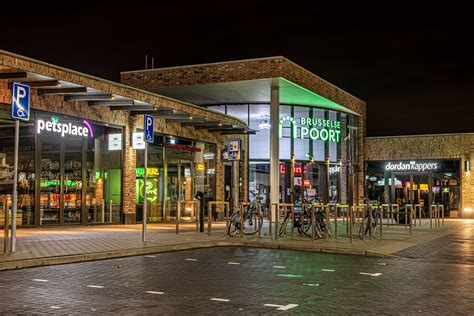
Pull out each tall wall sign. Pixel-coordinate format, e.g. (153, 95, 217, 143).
(279, 115, 341, 142)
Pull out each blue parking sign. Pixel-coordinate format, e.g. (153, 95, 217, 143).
(144, 114, 154, 143)
(11, 82, 30, 121)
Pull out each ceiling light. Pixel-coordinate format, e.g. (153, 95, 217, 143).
(258, 120, 271, 129)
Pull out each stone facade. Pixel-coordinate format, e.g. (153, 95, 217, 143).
(0, 50, 247, 224)
(365, 134, 474, 212)
(121, 57, 367, 203)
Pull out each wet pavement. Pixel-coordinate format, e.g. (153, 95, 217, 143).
(0, 245, 473, 315)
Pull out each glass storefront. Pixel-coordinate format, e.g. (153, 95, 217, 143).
(365, 160, 461, 216)
(135, 135, 216, 223)
(0, 107, 123, 226)
(208, 104, 359, 208)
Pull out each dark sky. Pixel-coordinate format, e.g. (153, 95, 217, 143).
(1, 1, 473, 136)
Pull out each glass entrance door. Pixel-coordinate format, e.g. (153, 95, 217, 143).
(40, 138, 84, 225)
(391, 173, 432, 217)
(167, 159, 193, 221)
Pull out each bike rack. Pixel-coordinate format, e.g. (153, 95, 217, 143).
(430, 204, 443, 229)
(391, 204, 399, 226)
(336, 204, 350, 239)
(239, 202, 263, 238)
(438, 204, 445, 226)
(414, 204, 423, 226)
(380, 204, 391, 239)
(405, 204, 414, 228)
(354, 204, 367, 241)
(175, 200, 200, 234)
(207, 201, 230, 236)
(271, 203, 294, 241)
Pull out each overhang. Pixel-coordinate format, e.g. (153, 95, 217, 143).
(0, 50, 252, 135)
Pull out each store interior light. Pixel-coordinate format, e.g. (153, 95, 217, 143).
(258, 120, 271, 129)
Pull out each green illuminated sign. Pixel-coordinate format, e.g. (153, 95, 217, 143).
(279, 115, 341, 142)
(41, 180, 79, 187)
(136, 167, 159, 177)
(136, 178, 158, 203)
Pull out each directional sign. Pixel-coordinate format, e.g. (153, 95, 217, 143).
(227, 139, 241, 161)
(144, 114, 154, 143)
(11, 82, 30, 121)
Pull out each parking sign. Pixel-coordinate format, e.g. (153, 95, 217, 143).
(11, 82, 30, 121)
(227, 139, 241, 161)
(144, 114, 154, 143)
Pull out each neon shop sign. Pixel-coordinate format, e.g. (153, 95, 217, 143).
(385, 161, 439, 172)
(37, 116, 94, 138)
(279, 115, 341, 142)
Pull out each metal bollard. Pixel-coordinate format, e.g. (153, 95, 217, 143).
(195, 201, 199, 233)
(176, 201, 180, 234)
(240, 203, 244, 238)
(325, 205, 330, 240)
(380, 205, 383, 239)
(349, 206, 353, 244)
(207, 203, 212, 236)
(3, 198, 9, 253)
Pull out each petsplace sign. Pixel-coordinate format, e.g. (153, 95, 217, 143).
(37, 116, 94, 138)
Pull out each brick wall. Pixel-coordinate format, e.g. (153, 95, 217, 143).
(365, 134, 474, 212)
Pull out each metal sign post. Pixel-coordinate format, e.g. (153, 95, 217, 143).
(10, 82, 30, 253)
(142, 114, 154, 242)
(227, 139, 241, 215)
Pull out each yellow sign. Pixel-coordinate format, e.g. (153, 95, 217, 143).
(419, 184, 429, 191)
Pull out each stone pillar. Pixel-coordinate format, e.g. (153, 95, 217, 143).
(270, 83, 280, 220)
(122, 115, 138, 224)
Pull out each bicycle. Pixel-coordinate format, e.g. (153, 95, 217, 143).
(359, 196, 380, 239)
(227, 192, 264, 237)
(279, 197, 330, 238)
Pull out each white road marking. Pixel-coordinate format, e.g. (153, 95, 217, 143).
(264, 303, 299, 311)
(87, 285, 104, 288)
(210, 298, 230, 302)
(321, 269, 334, 272)
(376, 262, 387, 266)
(273, 265, 286, 269)
(303, 283, 320, 287)
(50, 306, 61, 309)
(145, 255, 157, 258)
(277, 274, 304, 278)
(185, 258, 197, 261)
(227, 262, 240, 265)
(359, 272, 383, 277)
(146, 291, 164, 295)
(32, 279, 49, 282)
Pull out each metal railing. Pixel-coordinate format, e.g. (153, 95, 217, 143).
(207, 201, 230, 236)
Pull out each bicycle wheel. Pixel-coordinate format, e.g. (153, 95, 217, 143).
(243, 207, 263, 235)
(279, 213, 291, 236)
(227, 212, 241, 237)
(298, 210, 312, 237)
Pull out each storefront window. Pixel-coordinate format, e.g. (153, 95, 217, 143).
(294, 107, 310, 160)
(86, 125, 123, 224)
(279, 105, 292, 160)
(0, 110, 36, 227)
(249, 104, 270, 160)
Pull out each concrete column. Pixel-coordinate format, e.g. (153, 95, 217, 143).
(123, 115, 138, 224)
(270, 83, 280, 220)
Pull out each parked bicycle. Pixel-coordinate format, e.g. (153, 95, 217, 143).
(228, 192, 263, 237)
(359, 196, 380, 239)
(279, 197, 330, 238)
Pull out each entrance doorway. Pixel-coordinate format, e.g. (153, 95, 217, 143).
(167, 158, 193, 221)
(390, 172, 432, 216)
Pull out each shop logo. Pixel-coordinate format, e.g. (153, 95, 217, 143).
(384, 161, 439, 172)
(279, 115, 341, 142)
(329, 165, 340, 174)
(37, 116, 94, 138)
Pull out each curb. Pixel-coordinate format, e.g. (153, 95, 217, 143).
(0, 240, 393, 271)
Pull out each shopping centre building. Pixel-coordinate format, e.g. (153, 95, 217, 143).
(0, 50, 472, 228)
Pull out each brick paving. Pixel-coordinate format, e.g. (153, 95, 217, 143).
(0, 219, 470, 270)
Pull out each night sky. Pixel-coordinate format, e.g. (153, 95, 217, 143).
(1, 1, 472, 136)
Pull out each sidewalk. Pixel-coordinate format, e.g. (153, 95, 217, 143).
(0, 219, 469, 271)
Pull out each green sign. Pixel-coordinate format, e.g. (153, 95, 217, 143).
(279, 115, 341, 142)
(41, 180, 79, 187)
(136, 178, 158, 203)
(136, 167, 159, 177)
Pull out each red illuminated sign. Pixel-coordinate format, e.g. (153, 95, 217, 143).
(303, 180, 311, 186)
(280, 164, 286, 174)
